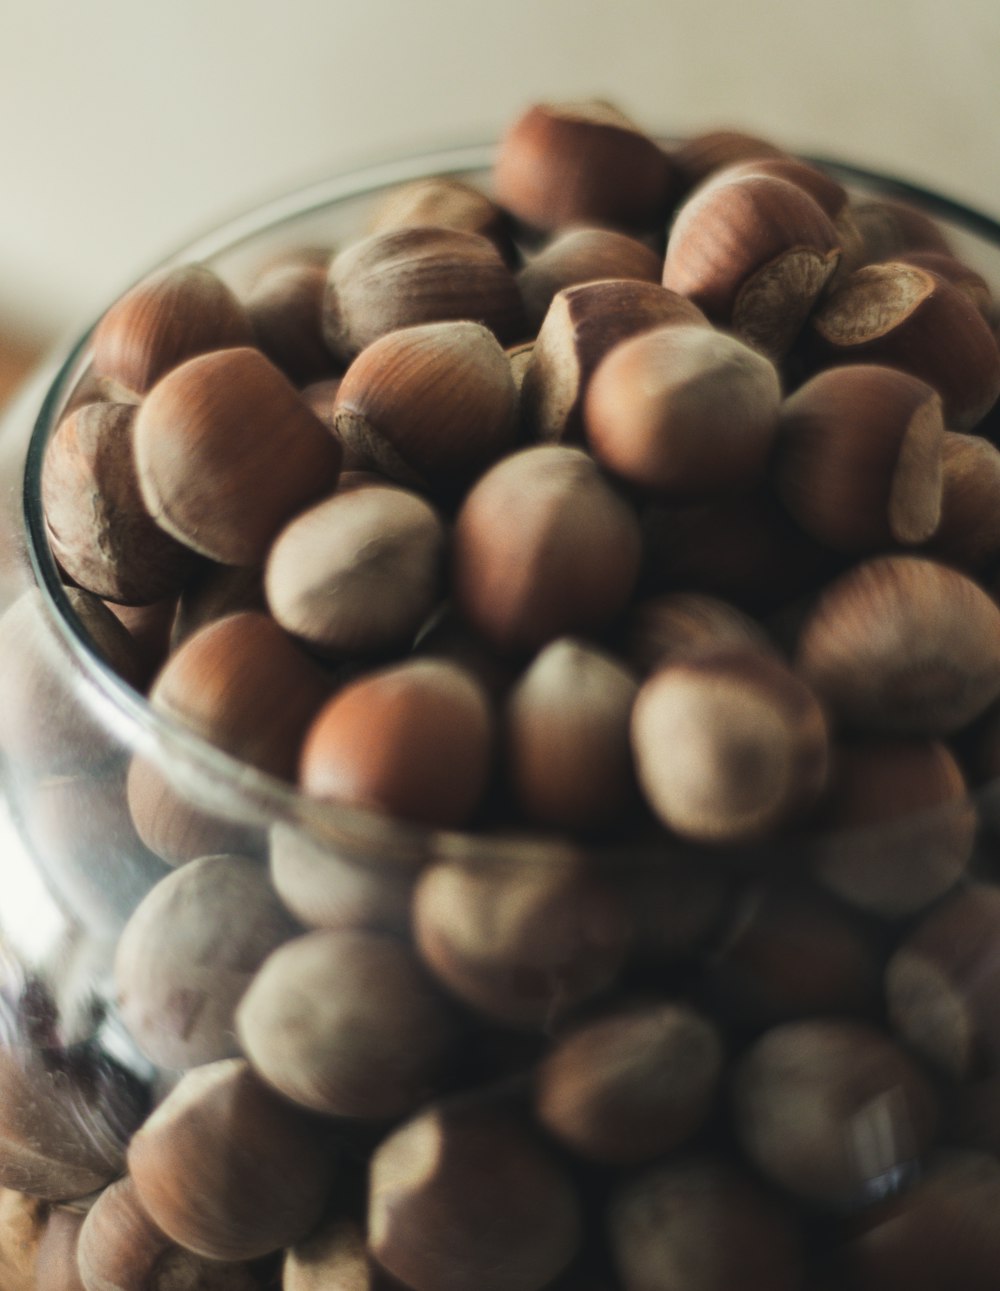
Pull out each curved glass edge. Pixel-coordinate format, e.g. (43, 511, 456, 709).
(16, 143, 1000, 871)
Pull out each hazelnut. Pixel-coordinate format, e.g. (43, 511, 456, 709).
(452, 444, 642, 654)
(662, 171, 841, 358)
(850, 196, 952, 263)
(135, 346, 342, 566)
(795, 554, 1000, 734)
(493, 100, 676, 233)
(368, 1099, 582, 1291)
(90, 264, 253, 398)
(236, 928, 457, 1119)
(245, 251, 337, 385)
(517, 226, 663, 331)
(630, 648, 829, 843)
(322, 226, 525, 363)
(584, 323, 782, 499)
(127, 1058, 337, 1261)
(332, 320, 518, 494)
(620, 591, 772, 677)
(114, 854, 299, 1070)
(669, 128, 788, 192)
(920, 430, 1000, 569)
(732, 1019, 938, 1207)
(366, 175, 517, 266)
(898, 248, 993, 317)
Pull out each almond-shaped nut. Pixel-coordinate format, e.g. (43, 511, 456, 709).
(135, 347, 342, 565)
(773, 364, 945, 553)
(663, 172, 841, 358)
(245, 252, 337, 385)
(493, 100, 676, 232)
(517, 226, 663, 331)
(504, 637, 638, 830)
(584, 324, 781, 499)
(299, 658, 493, 829)
(91, 264, 253, 398)
(237, 928, 456, 1119)
(114, 854, 299, 1070)
(332, 320, 518, 494)
(127, 1058, 337, 1262)
(809, 262, 1000, 430)
(522, 279, 709, 443)
(452, 444, 642, 654)
(42, 401, 198, 604)
(323, 227, 526, 363)
(795, 555, 1000, 734)
(631, 648, 829, 844)
(367, 176, 517, 266)
(368, 1100, 582, 1291)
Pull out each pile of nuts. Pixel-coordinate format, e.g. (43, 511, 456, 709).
(5, 98, 1000, 1287)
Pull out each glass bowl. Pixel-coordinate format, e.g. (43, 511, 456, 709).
(2, 141, 1000, 1287)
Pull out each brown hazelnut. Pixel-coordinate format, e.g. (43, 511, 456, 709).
(898, 248, 993, 317)
(134, 346, 342, 566)
(245, 252, 337, 385)
(620, 591, 772, 678)
(919, 430, 1000, 569)
(368, 1099, 582, 1291)
(773, 364, 944, 553)
(584, 324, 782, 499)
(851, 196, 952, 263)
(127, 1058, 337, 1261)
(90, 264, 253, 399)
(366, 175, 517, 266)
(452, 444, 641, 654)
(669, 128, 788, 192)
(795, 554, 1000, 734)
(323, 226, 525, 363)
(493, 100, 676, 233)
(662, 171, 841, 358)
(332, 320, 518, 494)
(41, 401, 197, 604)
(517, 226, 663, 331)
(534, 1002, 723, 1164)
(631, 648, 829, 843)
(236, 928, 456, 1119)
(732, 1019, 938, 1207)
(114, 853, 299, 1070)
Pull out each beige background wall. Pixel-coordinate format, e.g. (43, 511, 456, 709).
(1, 0, 998, 345)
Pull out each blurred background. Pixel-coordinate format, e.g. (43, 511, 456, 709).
(0, 0, 997, 392)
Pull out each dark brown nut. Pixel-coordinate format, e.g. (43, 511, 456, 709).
(534, 1002, 723, 1164)
(332, 320, 518, 494)
(265, 483, 447, 659)
(41, 402, 198, 605)
(705, 880, 881, 1026)
(851, 196, 953, 263)
(493, 100, 676, 233)
(90, 264, 253, 399)
(366, 176, 517, 266)
(773, 365, 945, 553)
(114, 854, 298, 1070)
(608, 1156, 804, 1291)
(621, 592, 772, 678)
(732, 1019, 938, 1208)
(285, 1216, 397, 1291)
(134, 346, 342, 565)
(237, 928, 456, 1119)
(795, 554, 1000, 734)
(808, 738, 974, 917)
(323, 226, 526, 364)
(368, 1100, 582, 1291)
(504, 638, 638, 831)
(34, 1208, 84, 1291)
(885, 883, 1000, 1078)
(584, 324, 782, 499)
(299, 658, 492, 828)
(78, 1176, 269, 1291)
(452, 444, 642, 654)
(631, 649, 829, 844)
(105, 597, 177, 686)
(670, 128, 788, 192)
(149, 611, 331, 779)
(898, 249, 993, 317)
(127, 1058, 337, 1261)
(245, 253, 337, 385)
(517, 227, 663, 331)
(845, 1151, 1000, 1291)
(171, 562, 265, 648)
(640, 487, 842, 613)
(809, 263, 1000, 430)
(920, 430, 1000, 569)
(413, 846, 629, 1028)
(662, 172, 841, 359)
(269, 823, 415, 934)
(521, 279, 709, 443)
